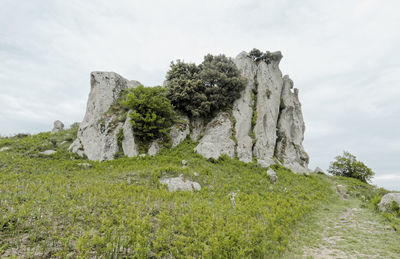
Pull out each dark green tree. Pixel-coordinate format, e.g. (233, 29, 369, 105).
(328, 151, 375, 183)
(120, 85, 177, 142)
(165, 54, 246, 118)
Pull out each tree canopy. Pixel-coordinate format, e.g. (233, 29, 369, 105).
(328, 151, 375, 183)
(165, 54, 246, 118)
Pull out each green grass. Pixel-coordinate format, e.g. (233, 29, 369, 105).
(1, 128, 398, 258)
(0, 128, 331, 258)
(284, 175, 400, 258)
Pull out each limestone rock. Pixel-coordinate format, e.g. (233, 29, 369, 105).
(194, 112, 235, 159)
(122, 112, 139, 157)
(51, 120, 64, 134)
(190, 117, 204, 141)
(182, 160, 188, 167)
(267, 168, 278, 183)
(275, 75, 309, 173)
(148, 141, 160, 156)
(40, 150, 57, 155)
(170, 116, 190, 147)
(69, 72, 140, 161)
(252, 52, 283, 163)
(378, 193, 400, 212)
(160, 175, 201, 192)
(233, 52, 257, 163)
(0, 147, 10, 152)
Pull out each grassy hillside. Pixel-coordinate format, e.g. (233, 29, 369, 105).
(0, 128, 398, 258)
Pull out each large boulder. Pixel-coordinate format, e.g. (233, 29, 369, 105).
(170, 116, 190, 147)
(194, 112, 235, 159)
(378, 193, 400, 212)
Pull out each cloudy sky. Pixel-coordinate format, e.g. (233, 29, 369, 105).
(1, 0, 399, 190)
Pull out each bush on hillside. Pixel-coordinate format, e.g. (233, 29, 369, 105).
(328, 151, 375, 183)
(165, 54, 246, 118)
(120, 85, 178, 143)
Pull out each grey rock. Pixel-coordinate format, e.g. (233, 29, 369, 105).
(275, 75, 309, 173)
(148, 141, 161, 156)
(267, 168, 278, 183)
(233, 52, 257, 163)
(190, 117, 204, 141)
(170, 115, 190, 147)
(0, 147, 10, 152)
(258, 158, 276, 168)
(252, 54, 283, 163)
(139, 154, 146, 158)
(122, 111, 139, 157)
(193, 172, 199, 177)
(78, 163, 92, 169)
(69, 72, 140, 161)
(160, 175, 201, 192)
(378, 193, 400, 212)
(182, 160, 188, 166)
(40, 150, 57, 155)
(51, 120, 64, 134)
(194, 112, 235, 159)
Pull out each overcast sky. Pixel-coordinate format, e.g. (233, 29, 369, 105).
(1, 0, 399, 190)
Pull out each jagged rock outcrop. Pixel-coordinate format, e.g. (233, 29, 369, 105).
(51, 120, 64, 134)
(194, 112, 235, 159)
(70, 50, 309, 173)
(69, 72, 141, 160)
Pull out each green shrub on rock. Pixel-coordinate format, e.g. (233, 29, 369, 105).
(121, 85, 178, 143)
(166, 54, 246, 118)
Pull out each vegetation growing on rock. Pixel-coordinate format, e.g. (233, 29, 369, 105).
(166, 54, 246, 118)
(120, 85, 178, 143)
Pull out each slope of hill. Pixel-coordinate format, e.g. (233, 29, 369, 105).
(0, 127, 399, 258)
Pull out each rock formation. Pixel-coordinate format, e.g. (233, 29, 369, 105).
(378, 193, 400, 212)
(51, 120, 64, 134)
(70, 51, 310, 173)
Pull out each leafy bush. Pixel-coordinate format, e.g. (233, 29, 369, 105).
(166, 54, 246, 118)
(328, 151, 374, 183)
(120, 85, 178, 143)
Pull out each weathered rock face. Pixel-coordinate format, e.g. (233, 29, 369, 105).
(194, 112, 235, 159)
(71, 50, 309, 173)
(229, 51, 309, 173)
(69, 72, 141, 161)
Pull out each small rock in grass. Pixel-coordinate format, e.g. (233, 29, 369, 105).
(40, 150, 57, 156)
(160, 175, 201, 192)
(314, 167, 325, 174)
(182, 160, 188, 167)
(51, 120, 64, 134)
(0, 147, 10, 152)
(378, 193, 400, 212)
(267, 168, 278, 183)
(78, 163, 92, 169)
(193, 172, 199, 177)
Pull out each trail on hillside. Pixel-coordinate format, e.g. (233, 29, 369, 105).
(284, 181, 400, 258)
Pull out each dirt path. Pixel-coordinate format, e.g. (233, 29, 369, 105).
(284, 183, 400, 258)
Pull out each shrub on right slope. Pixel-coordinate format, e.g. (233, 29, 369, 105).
(328, 151, 374, 183)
